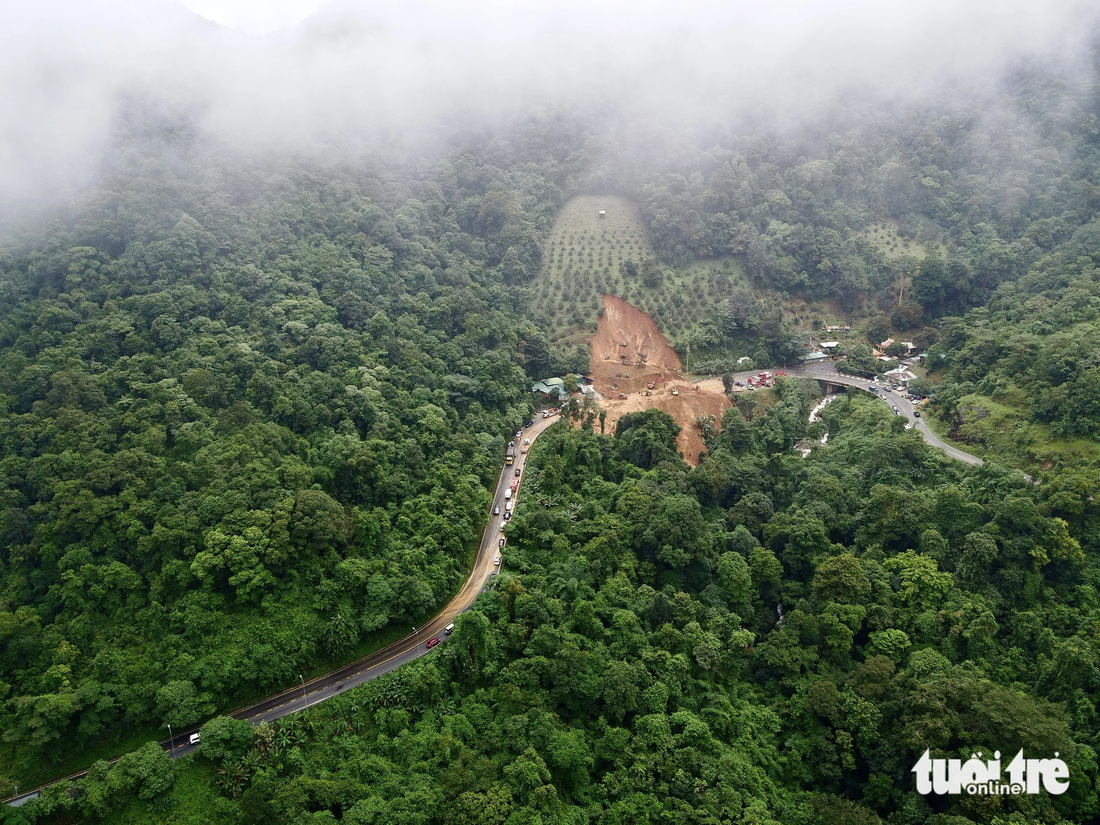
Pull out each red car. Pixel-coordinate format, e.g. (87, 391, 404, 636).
(425, 637, 440, 650)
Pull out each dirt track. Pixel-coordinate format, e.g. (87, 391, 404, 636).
(588, 295, 730, 465)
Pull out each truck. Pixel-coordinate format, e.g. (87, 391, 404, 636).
(505, 445, 515, 466)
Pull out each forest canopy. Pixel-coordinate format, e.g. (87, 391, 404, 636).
(4, 18, 1100, 825)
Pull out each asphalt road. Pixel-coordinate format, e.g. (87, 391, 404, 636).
(4, 411, 561, 806)
(786, 363, 984, 465)
(217, 412, 561, 729)
(705, 365, 982, 463)
(5, 372, 984, 807)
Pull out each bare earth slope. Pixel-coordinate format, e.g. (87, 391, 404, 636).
(590, 294, 682, 373)
(588, 294, 730, 465)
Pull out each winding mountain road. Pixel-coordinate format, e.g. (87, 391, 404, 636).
(4, 412, 560, 807)
(6, 366, 983, 807)
(787, 363, 984, 465)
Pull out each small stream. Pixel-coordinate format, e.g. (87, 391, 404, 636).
(799, 394, 840, 456)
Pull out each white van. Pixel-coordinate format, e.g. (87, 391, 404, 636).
(189, 733, 201, 746)
(444, 623, 454, 635)
(504, 489, 511, 500)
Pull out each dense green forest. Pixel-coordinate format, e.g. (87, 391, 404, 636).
(13, 389, 1099, 823)
(5, 35, 1100, 825)
(602, 59, 1100, 374)
(0, 108, 591, 788)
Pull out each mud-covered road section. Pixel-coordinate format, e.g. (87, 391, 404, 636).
(588, 295, 730, 465)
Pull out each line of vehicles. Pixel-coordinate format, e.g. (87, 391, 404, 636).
(417, 415, 544, 655)
(746, 370, 786, 389)
(494, 409, 557, 572)
(868, 383, 922, 417)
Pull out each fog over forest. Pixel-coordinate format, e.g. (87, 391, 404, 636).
(2, 0, 1098, 217)
(8, 1, 1100, 822)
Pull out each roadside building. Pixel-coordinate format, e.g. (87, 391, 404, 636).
(884, 366, 917, 384)
(532, 377, 568, 400)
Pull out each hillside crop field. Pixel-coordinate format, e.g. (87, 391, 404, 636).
(860, 220, 946, 260)
(531, 196, 756, 354)
(530, 195, 652, 341)
(11, 4, 1100, 821)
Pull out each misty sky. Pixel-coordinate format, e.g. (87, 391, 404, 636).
(2, 0, 1097, 214)
(181, 0, 330, 32)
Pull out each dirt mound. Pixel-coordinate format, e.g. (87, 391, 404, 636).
(603, 383, 730, 465)
(586, 295, 730, 466)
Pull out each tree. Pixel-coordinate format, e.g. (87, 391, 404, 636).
(198, 716, 255, 767)
(907, 377, 933, 398)
(108, 741, 176, 801)
(641, 258, 664, 288)
(717, 552, 752, 613)
(156, 680, 212, 729)
(812, 554, 870, 605)
(615, 409, 682, 468)
(890, 302, 923, 330)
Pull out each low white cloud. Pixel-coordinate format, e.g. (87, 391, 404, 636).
(1, 0, 1096, 214)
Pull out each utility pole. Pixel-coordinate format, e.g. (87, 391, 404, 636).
(167, 724, 175, 759)
(412, 626, 420, 647)
(299, 675, 306, 707)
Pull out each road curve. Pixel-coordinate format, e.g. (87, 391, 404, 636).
(750, 364, 984, 466)
(4, 412, 561, 806)
(4, 368, 985, 807)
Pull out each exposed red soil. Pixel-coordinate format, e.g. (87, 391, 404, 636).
(587, 295, 730, 465)
(590, 294, 683, 373)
